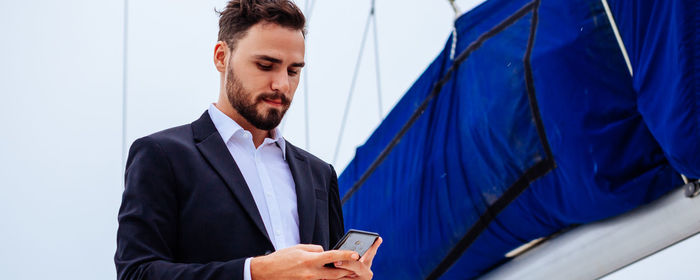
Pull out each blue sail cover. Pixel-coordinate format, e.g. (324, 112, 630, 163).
(338, 0, 698, 279)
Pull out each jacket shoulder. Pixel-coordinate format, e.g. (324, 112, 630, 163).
(286, 140, 332, 170)
(133, 123, 194, 149)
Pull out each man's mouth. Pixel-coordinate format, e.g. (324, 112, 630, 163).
(262, 97, 284, 106)
(259, 92, 290, 107)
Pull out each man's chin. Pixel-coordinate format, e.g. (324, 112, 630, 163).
(258, 104, 288, 117)
(251, 119, 282, 131)
(249, 113, 284, 130)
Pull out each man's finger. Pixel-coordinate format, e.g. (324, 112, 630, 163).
(295, 244, 324, 253)
(315, 266, 354, 279)
(334, 259, 364, 274)
(359, 237, 383, 264)
(317, 250, 359, 264)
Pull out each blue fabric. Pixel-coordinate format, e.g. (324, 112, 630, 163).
(609, 0, 700, 178)
(338, 0, 698, 279)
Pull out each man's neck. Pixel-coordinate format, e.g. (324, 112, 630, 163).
(214, 102, 270, 148)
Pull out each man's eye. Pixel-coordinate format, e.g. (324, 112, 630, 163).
(257, 63, 272, 70)
(288, 69, 299, 76)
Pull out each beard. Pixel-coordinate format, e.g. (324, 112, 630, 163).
(225, 67, 291, 131)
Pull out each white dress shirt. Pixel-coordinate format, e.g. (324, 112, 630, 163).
(208, 104, 300, 280)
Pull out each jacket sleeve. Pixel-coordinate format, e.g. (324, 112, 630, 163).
(115, 136, 246, 280)
(328, 164, 345, 247)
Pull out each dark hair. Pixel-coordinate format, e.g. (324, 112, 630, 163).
(217, 0, 306, 50)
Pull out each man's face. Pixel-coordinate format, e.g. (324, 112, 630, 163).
(225, 22, 305, 131)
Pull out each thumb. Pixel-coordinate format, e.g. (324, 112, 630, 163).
(318, 250, 359, 265)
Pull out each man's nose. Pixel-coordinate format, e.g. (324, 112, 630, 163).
(270, 70, 290, 93)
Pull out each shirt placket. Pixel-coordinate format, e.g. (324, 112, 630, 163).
(254, 145, 286, 250)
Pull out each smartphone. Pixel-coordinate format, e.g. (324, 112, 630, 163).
(325, 229, 379, 267)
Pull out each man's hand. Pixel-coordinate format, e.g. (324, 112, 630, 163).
(333, 237, 383, 280)
(250, 244, 360, 280)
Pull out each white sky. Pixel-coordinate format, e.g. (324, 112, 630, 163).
(0, 0, 696, 279)
(123, 0, 487, 172)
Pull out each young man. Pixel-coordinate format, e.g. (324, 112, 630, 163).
(114, 1, 381, 279)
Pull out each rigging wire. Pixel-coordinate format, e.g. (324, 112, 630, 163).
(306, 0, 318, 23)
(332, 8, 374, 165)
(341, 0, 539, 205)
(303, 66, 310, 150)
(301, 0, 314, 150)
(371, 4, 384, 120)
(282, 0, 318, 148)
(121, 0, 129, 169)
(333, 0, 458, 165)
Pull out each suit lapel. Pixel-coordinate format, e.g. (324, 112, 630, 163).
(192, 112, 272, 246)
(286, 143, 317, 244)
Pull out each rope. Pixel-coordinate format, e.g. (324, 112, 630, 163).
(448, 0, 460, 14)
(448, 0, 460, 60)
(601, 0, 633, 76)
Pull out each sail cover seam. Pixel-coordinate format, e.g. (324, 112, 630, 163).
(341, 0, 544, 205)
(426, 1, 555, 278)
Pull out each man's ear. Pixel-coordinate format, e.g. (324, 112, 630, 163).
(213, 41, 229, 73)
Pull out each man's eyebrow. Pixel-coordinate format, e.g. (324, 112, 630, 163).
(255, 55, 305, 68)
(255, 55, 282, 64)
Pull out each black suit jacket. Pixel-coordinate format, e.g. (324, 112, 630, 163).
(115, 111, 345, 280)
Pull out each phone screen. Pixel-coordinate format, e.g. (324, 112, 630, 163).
(325, 229, 379, 268)
(332, 229, 379, 257)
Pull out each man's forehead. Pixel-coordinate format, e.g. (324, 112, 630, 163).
(234, 23, 305, 63)
(241, 22, 305, 45)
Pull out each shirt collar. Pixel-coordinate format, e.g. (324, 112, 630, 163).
(208, 104, 286, 159)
